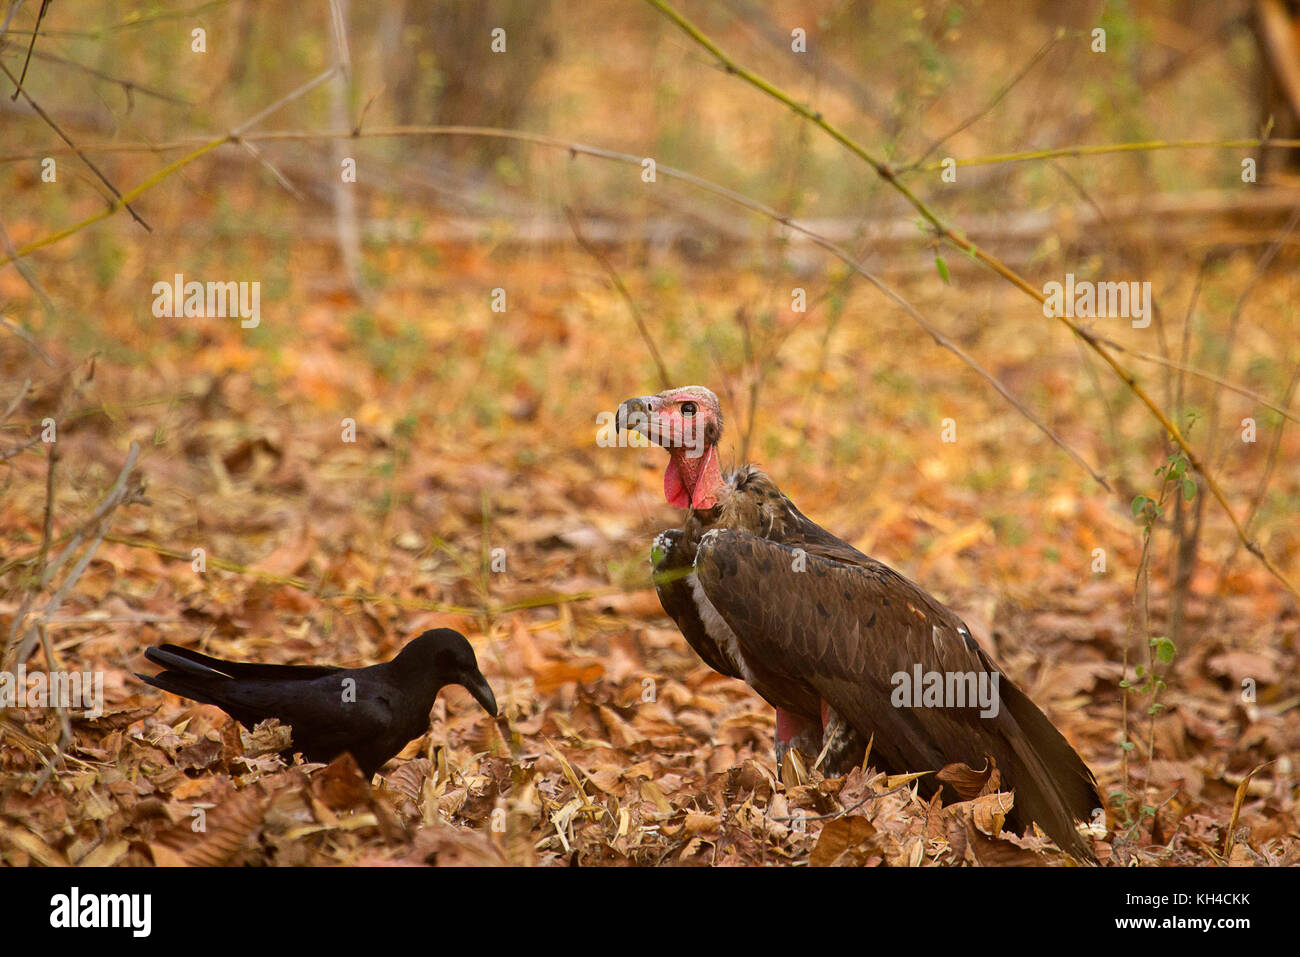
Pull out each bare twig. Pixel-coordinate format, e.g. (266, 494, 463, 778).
(0, 214, 54, 317)
(911, 138, 1300, 172)
(9, 134, 1300, 169)
(236, 139, 303, 199)
(5, 441, 140, 668)
(0, 376, 28, 424)
(0, 60, 150, 230)
(902, 30, 1062, 172)
(2, 0, 234, 40)
(0, 1, 24, 40)
(230, 66, 338, 138)
(1207, 358, 1300, 614)
(32, 620, 73, 791)
(1100, 338, 1300, 426)
(1205, 206, 1300, 465)
(0, 314, 52, 364)
(4, 437, 54, 671)
(0, 44, 193, 105)
(6, 0, 44, 99)
(563, 206, 671, 390)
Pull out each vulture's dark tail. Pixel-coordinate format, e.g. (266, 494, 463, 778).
(1000, 679, 1102, 862)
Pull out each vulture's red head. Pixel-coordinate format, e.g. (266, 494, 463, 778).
(617, 386, 724, 510)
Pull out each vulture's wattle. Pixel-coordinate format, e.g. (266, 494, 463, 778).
(617, 385, 1101, 861)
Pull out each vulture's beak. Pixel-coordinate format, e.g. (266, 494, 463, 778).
(617, 395, 658, 443)
(461, 671, 499, 717)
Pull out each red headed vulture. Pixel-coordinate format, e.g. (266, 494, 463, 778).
(617, 385, 1101, 860)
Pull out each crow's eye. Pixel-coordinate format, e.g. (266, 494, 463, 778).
(681, 401, 697, 417)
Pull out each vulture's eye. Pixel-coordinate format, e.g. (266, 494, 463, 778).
(681, 401, 697, 417)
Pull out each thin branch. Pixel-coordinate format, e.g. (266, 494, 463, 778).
(0, 213, 54, 317)
(1101, 340, 1300, 426)
(9, 133, 1300, 171)
(6, 0, 44, 99)
(912, 138, 1300, 172)
(0, 377, 28, 424)
(0, 59, 150, 230)
(2, 138, 221, 264)
(32, 620, 73, 790)
(2, 0, 234, 39)
(0, 44, 194, 106)
(6, 441, 140, 666)
(1, 68, 339, 267)
(0, 1, 24, 40)
(230, 66, 337, 137)
(563, 205, 671, 390)
(236, 139, 303, 199)
(902, 30, 1061, 172)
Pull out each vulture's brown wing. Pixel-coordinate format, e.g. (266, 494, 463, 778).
(693, 528, 1100, 860)
(651, 529, 743, 680)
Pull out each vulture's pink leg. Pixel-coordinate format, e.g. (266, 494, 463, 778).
(775, 707, 821, 775)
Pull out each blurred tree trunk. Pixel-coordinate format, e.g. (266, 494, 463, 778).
(332, 0, 365, 298)
(1253, 0, 1300, 177)
(386, 0, 553, 163)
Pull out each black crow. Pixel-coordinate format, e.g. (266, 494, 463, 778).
(137, 628, 498, 777)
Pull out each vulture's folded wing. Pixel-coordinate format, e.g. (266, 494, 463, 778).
(692, 528, 1100, 860)
(651, 529, 744, 680)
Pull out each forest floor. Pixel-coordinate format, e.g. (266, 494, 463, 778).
(1, 227, 1296, 866)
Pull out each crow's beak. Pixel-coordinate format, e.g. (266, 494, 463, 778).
(462, 671, 498, 717)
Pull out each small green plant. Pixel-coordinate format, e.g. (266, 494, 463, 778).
(1115, 439, 1195, 838)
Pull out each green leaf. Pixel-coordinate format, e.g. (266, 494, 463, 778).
(1182, 478, 1196, 501)
(1151, 636, 1176, 664)
(1131, 495, 1149, 517)
(934, 255, 950, 284)
(1120, 740, 1135, 751)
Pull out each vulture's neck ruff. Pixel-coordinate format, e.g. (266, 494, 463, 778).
(665, 443, 723, 510)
